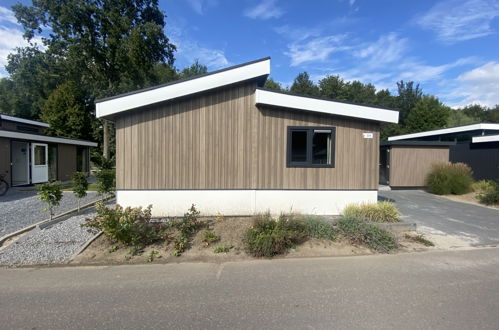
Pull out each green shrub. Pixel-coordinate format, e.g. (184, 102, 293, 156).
(36, 181, 63, 220)
(72, 172, 88, 211)
(202, 230, 220, 246)
(471, 180, 496, 193)
(342, 201, 400, 223)
(83, 203, 161, 248)
(214, 245, 231, 253)
(168, 205, 203, 256)
(95, 169, 116, 199)
(303, 216, 337, 240)
(243, 213, 307, 258)
(337, 217, 398, 253)
(426, 162, 473, 195)
(477, 181, 499, 205)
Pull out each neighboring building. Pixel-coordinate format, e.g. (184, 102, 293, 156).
(380, 141, 454, 188)
(96, 57, 399, 216)
(387, 123, 499, 182)
(0, 114, 98, 186)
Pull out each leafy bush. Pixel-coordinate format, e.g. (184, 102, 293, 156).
(342, 201, 400, 223)
(36, 181, 63, 220)
(243, 213, 307, 258)
(83, 203, 161, 248)
(425, 162, 473, 195)
(477, 181, 499, 205)
(202, 230, 220, 246)
(72, 172, 88, 211)
(337, 217, 397, 253)
(214, 245, 231, 253)
(168, 205, 203, 256)
(303, 216, 337, 240)
(95, 169, 115, 199)
(471, 180, 496, 193)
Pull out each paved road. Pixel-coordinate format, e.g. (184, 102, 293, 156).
(1, 248, 499, 329)
(379, 190, 499, 247)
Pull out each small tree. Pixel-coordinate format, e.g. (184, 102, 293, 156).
(96, 169, 116, 200)
(37, 182, 63, 220)
(72, 172, 88, 212)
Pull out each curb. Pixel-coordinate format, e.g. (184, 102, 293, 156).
(0, 196, 114, 247)
(69, 231, 103, 261)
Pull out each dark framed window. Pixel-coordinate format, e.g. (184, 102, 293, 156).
(287, 126, 335, 167)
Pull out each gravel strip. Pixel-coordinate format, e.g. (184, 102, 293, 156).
(0, 191, 102, 236)
(0, 208, 97, 266)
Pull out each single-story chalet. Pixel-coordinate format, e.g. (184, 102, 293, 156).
(96, 57, 399, 216)
(0, 114, 97, 186)
(388, 123, 499, 182)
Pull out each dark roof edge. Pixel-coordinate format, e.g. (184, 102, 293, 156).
(381, 141, 456, 147)
(96, 57, 271, 103)
(255, 87, 400, 112)
(0, 127, 98, 144)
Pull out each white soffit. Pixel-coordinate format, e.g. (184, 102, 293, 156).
(254, 89, 399, 124)
(472, 134, 499, 143)
(388, 123, 499, 141)
(0, 130, 98, 147)
(96, 58, 271, 119)
(0, 114, 49, 127)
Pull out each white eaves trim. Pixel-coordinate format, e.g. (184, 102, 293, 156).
(472, 134, 499, 143)
(0, 130, 98, 147)
(0, 114, 49, 127)
(96, 58, 271, 119)
(388, 123, 499, 141)
(254, 89, 399, 124)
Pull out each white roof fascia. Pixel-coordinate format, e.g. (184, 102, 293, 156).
(472, 134, 499, 143)
(96, 59, 271, 118)
(388, 123, 499, 141)
(0, 114, 49, 127)
(0, 130, 98, 147)
(254, 89, 399, 124)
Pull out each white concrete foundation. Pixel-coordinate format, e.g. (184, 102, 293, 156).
(116, 190, 378, 217)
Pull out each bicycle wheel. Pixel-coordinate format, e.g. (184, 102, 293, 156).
(0, 179, 8, 196)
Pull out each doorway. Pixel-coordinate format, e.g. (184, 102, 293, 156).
(31, 143, 49, 183)
(11, 141, 30, 186)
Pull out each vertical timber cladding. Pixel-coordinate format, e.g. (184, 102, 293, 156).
(0, 137, 11, 185)
(389, 146, 450, 187)
(57, 144, 77, 181)
(115, 81, 380, 190)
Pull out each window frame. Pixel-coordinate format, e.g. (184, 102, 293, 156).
(286, 126, 336, 168)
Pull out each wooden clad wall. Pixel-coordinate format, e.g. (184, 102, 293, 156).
(58, 144, 77, 181)
(115, 81, 380, 190)
(0, 137, 10, 185)
(389, 146, 450, 187)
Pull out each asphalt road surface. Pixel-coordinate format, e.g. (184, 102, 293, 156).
(1, 248, 499, 329)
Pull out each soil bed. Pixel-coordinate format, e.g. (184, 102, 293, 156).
(72, 217, 430, 266)
(440, 192, 499, 210)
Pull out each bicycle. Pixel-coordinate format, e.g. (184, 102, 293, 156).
(0, 173, 9, 196)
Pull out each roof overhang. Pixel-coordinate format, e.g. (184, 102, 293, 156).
(388, 123, 499, 141)
(472, 134, 499, 143)
(381, 141, 455, 147)
(0, 114, 49, 128)
(0, 130, 98, 147)
(96, 57, 271, 120)
(255, 89, 399, 124)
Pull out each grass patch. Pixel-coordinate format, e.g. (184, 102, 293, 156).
(404, 234, 434, 247)
(213, 245, 232, 253)
(337, 217, 398, 253)
(342, 201, 400, 223)
(303, 216, 337, 240)
(243, 213, 307, 258)
(202, 230, 220, 246)
(426, 162, 473, 195)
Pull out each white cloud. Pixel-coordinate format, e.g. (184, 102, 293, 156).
(186, 0, 218, 15)
(416, 0, 499, 43)
(0, 26, 45, 76)
(447, 62, 499, 107)
(0, 6, 17, 24)
(354, 33, 408, 67)
(244, 0, 283, 20)
(285, 34, 349, 66)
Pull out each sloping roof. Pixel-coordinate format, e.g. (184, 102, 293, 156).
(255, 89, 399, 124)
(388, 123, 499, 141)
(472, 134, 499, 143)
(381, 141, 455, 147)
(0, 130, 98, 147)
(0, 114, 49, 128)
(96, 57, 271, 119)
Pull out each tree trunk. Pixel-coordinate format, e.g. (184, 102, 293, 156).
(103, 120, 109, 159)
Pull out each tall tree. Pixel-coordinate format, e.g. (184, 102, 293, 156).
(179, 60, 207, 79)
(319, 75, 346, 100)
(290, 72, 319, 96)
(405, 95, 450, 133)
(263, 77, 284, 91)
(396, 81, 423, 125)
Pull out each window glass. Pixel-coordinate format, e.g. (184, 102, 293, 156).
(312, 130, 331, 165)
(34, 145, 46, 165)
(77, 147, 89, 172)
(48, 145, 57, 181)
(291, 131, 307, 162)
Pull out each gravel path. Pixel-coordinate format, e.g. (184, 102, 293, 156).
(0, 190, 101, 236)
(0, 208, 98, 266)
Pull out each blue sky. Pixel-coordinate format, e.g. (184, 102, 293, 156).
(1, 0, 499, 107)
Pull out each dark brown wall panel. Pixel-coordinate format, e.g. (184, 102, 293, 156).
(0, 137, 10, 185)
(58, 144, 77, 181)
